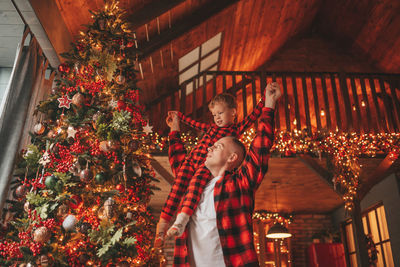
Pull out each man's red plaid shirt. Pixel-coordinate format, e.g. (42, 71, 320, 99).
(160, 96, 265, 221)
(168, 107, 275, 267)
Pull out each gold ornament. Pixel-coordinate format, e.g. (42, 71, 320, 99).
(24, 201, 31, 213)
(104, 197, 115, 219)
(33, 123, 45, 135)
(57, 204, 69, 219)
(99, 140, 111, 152)
(115, 74, 125, 84)
(72, 93, 85, 107)
(33, 226, 51, 243)
(39, 255, 49, 267)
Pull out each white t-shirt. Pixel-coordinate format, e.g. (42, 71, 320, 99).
(188, 175, 226, 267)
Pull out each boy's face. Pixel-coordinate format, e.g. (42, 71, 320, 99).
(210, 102, 236, 127)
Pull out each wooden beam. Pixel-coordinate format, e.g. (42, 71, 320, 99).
(13, 0, 64, 67)
(150, 158, 174, 185)
(128, 0, 185, 29)
(359, 153, 399, 199)
(137, 0, 238, 59)
(298, 155, 341, 196)
(351, 199, 370, 267)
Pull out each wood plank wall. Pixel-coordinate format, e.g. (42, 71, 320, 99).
(147, 71, 400, 134)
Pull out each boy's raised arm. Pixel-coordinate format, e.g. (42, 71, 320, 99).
(172, 111, 210, 132)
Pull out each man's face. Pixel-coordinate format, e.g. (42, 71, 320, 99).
(204, 137, 231, 170)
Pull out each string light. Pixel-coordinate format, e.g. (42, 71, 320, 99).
(148, 129, 400, 211)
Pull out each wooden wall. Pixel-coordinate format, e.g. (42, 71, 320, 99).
(260, 34, 379, 73)
(315, 0, 400, 73)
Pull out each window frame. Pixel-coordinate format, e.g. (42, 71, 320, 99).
(342, 202, 393, 267)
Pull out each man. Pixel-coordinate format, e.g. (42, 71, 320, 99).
(157, 83, 281, 266)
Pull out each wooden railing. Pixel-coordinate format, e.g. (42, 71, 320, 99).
(147, 71, 400, 134)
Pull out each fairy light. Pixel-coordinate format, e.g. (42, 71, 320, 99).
(148, 128, 399, 212)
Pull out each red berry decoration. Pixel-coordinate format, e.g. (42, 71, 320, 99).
(116, 184, 125, 193)
(58, 63, 70, 73)
(117, 100, 126, 110)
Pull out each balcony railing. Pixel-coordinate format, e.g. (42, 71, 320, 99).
(147, 71, 400, 133)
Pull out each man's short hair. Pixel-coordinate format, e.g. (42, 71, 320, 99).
(208, 93, 237, 110)
(225, 136, 246, 168)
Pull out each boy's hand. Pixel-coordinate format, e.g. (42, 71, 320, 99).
(168, 111, 179, 117)
(265, 82, 281, 108)
(154, 218, 169, 248)
(166, 112, 180, 132)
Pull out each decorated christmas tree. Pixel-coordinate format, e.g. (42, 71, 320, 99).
(0, 1, 162, 266)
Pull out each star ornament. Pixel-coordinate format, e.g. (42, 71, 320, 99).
(39, 151, 51, 166)
(142, 122, 153, 135)
(67, 126, 78, 138)
(58, 95, 72, 109)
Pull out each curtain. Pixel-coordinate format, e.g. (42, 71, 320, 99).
(0, 30, 48, 217)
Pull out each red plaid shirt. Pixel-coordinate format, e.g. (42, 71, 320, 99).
(160, 97, 265, 221)
(168, 108, 275, 267)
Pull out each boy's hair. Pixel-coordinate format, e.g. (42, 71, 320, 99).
(208, 93, 237, 110)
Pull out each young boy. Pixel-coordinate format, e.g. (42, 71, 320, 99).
(156, 84, 276, 245)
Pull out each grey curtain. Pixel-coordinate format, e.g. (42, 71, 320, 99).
(0, 31, 46, 217)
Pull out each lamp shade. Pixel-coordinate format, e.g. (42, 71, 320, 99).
(266, 222, 292, 239)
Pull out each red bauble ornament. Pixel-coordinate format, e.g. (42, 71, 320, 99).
(126, 41, 134, 48)
(79, 168, 93, 183)
(116, 184, 125, 193)
(69, 195, 82, 209)
(58, 63, 70, 73)
(14, 185, 27, 199)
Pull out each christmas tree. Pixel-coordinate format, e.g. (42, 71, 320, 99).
(0, 1, 162, 266)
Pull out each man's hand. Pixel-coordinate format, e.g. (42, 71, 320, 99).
(265, 82, 282, 109)
(166, 111, 180, 132)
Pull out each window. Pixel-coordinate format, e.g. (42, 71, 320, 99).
(343, 203, 394, 267)
(178, 32, 222, 95)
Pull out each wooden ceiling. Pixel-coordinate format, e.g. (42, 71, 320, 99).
(48, 0, 400, 107)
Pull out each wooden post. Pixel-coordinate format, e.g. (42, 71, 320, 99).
(180, 83, 186, 114)
(351, 199, 370, 267)
(258, 221, 266, 267)
(359, 77, 373, 133)
(330, 74, 342, 131)
(301, 76, 312, 131)
(369, 77, 387, 132)
(320, 75, 332, 130)
(311, 75, 322, 130)
(291, 76, 301, 130)
(338, 73, 354, 132)
(192, 79, 197, 119)
(203, 73, 207, 116)
(350, 76, 362, 133)
(242, 74, 248, 117)
(282, 75, 291, 131)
